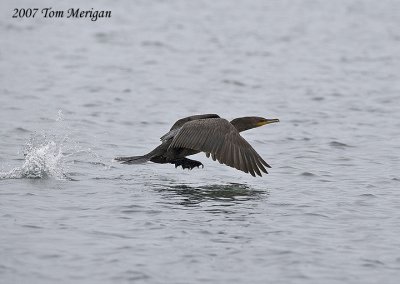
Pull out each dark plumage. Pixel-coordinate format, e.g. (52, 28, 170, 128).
(115, 114, 279, 177)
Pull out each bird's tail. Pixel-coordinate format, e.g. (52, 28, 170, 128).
(114, 153, 151, 164)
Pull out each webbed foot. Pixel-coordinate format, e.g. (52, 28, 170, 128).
(173, 158, 204, 170)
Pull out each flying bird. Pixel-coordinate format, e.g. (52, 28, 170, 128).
(115, 114, 279, 177)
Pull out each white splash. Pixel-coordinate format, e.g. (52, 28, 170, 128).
(56, 109, 64, 122)
(0, 137, 67, 180)
(0, 110, 111, 180)
(22, 140, 65, 179)
(0, 110, 68, 180)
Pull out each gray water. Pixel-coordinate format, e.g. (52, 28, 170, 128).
(1, 0, 400, 283)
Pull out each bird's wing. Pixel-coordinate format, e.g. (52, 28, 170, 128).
(169, 114, 220, 131)
(160, 114, 220, 141)
(160, 128, 180, 142)
(169, 118, 271, 177)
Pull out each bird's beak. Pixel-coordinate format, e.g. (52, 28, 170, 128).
(257, 118, 280, 126)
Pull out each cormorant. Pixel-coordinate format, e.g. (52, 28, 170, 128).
(115, 114, 279, 176)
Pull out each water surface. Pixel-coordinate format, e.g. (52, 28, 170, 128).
(1, 0, 400, 283)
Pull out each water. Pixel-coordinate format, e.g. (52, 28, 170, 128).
(1, 0, 400, 283)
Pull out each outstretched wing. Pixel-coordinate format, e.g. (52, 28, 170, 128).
(169, 114, 220, 131)
(160, 114, 220, 142)
(169, 118, 271, 177)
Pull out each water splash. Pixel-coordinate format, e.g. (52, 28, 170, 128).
(0, 133, 67, 180)
(0, 109, 115, 180)
(56, 109, 64, 121)
(0, 110, 104, 180)
(23, 140, 65, 179)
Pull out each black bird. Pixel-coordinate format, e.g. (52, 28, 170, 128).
(115, 114, 279, 177)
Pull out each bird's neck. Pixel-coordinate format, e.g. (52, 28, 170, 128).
(230, 118, 255, 132)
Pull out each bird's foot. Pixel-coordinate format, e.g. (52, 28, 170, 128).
(174, 158, 204, 170)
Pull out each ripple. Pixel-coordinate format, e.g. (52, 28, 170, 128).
(13, 127, 30, 133)
(303, 212, 329, 218)
(41, 254, 61, 259)
(329, 141, 353, 148)
(111, 270, 150, 282)
(140, 40, 176, 51)
(94, 32, 117, 44)
(141, 40, 166, 47)
(359, 193, 377, 198)
(21, 224, 43, 229)
(82, 103, 101, 108)
(300, 172, 316, 177)
(362, 258, 385, 267)
(90, 230, 132, 239)
(222, 79, 246, 87)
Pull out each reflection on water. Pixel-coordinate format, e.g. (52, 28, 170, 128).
(154, 182, 267, 207)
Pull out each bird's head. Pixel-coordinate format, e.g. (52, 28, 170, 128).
(230, 116, 279, 132)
